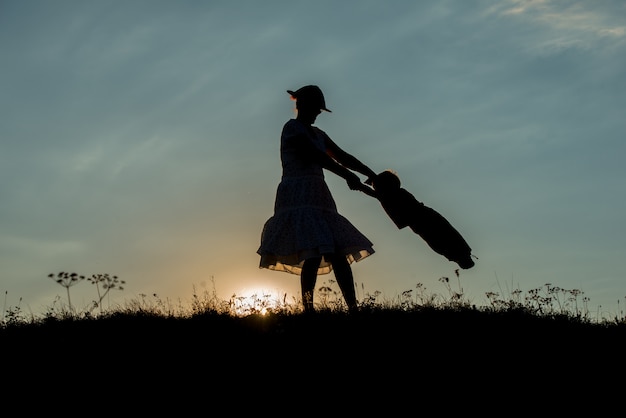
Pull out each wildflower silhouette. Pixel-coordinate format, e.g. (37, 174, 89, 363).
(48, 272, 125, 315)
(48, 272, 85, 313)
(87, 273, 125, 314)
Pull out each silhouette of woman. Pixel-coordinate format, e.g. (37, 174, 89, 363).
(257, 85, 377, 313)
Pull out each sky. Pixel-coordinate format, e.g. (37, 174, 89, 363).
(1, 0, 625, 319)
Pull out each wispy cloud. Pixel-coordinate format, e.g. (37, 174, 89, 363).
(490, 0, 625, 39)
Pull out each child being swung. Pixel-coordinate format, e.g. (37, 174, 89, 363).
(367, 170, 475, 270)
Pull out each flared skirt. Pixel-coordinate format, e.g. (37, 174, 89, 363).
(257, 175, 374, 275)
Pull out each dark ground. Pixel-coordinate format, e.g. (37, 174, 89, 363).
(2, 308, 624, 414)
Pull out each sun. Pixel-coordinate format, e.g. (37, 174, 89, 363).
(230, 286, 289, 316)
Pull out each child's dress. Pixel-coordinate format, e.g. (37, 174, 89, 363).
(257, 119, 374, 275)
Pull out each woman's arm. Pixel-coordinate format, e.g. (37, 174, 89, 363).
(289, 124, 376, 194)
(324, 136, 377, 180)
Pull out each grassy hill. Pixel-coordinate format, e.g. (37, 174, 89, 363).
(2, 277, 625, 413)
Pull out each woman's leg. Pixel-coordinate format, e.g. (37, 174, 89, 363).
(327, 253, 358, 312)
(301, 257, 322, 312)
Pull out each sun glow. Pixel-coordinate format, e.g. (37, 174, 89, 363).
(230, 286, 291, 316)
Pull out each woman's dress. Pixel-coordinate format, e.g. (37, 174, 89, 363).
(257, 119, 374, 275)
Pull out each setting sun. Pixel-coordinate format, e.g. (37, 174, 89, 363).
(229, 286, 290, 316)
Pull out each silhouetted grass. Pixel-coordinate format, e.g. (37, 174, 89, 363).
(3, 271, 625, 329)
(3, 273, 624, 352)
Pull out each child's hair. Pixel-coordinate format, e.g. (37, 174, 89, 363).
(372, 169, 401, 191)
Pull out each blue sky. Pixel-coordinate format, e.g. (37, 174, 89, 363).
(1, 0, 625, 318)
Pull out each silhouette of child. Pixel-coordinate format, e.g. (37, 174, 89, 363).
(368, 170, 475, 269)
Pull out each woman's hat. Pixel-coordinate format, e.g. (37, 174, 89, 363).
(287, 85, 331, 112)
